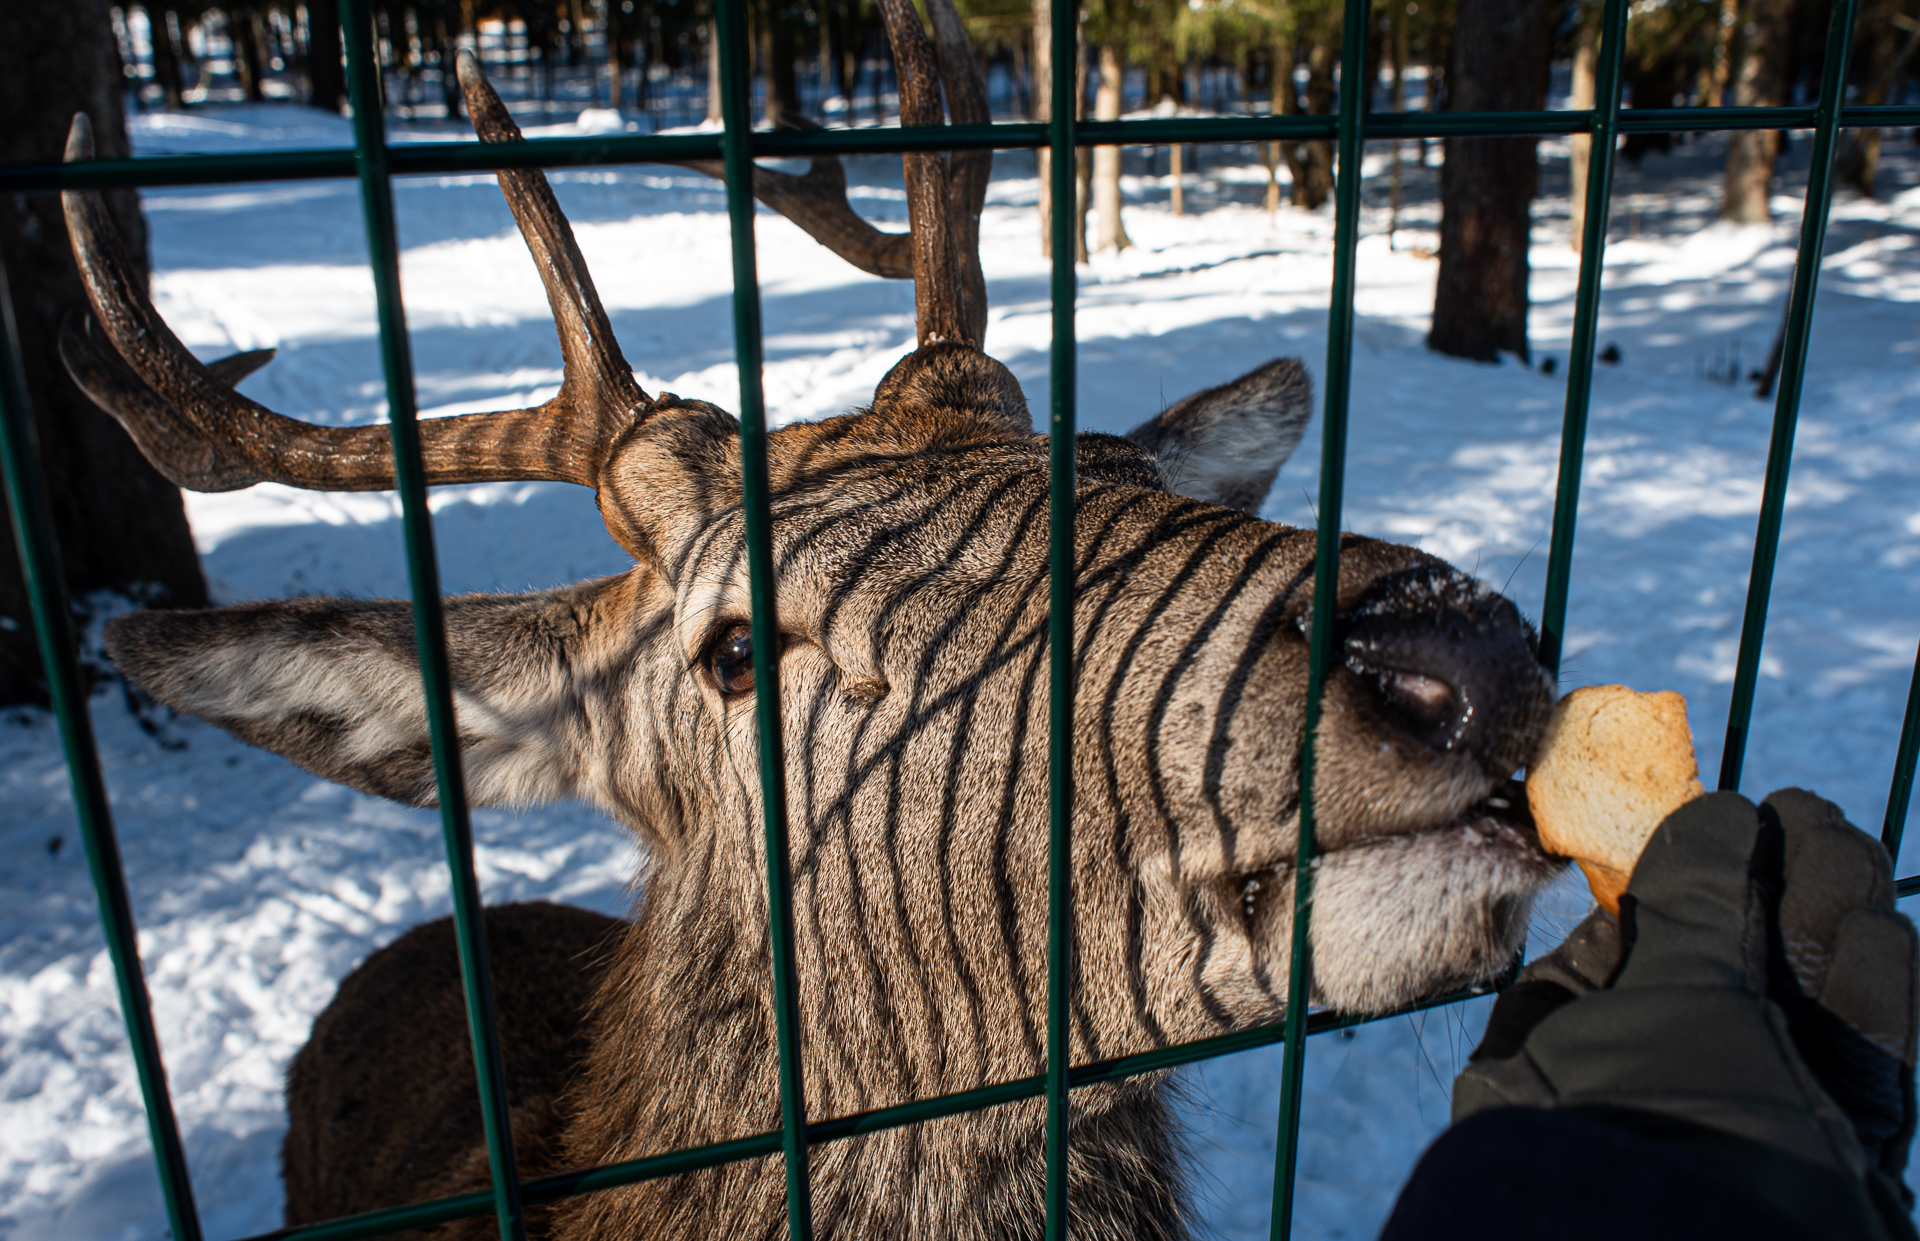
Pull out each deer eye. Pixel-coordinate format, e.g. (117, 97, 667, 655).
(708, 625, 756, 695)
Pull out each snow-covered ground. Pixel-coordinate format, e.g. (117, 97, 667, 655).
(4, 105, 1918, 1240)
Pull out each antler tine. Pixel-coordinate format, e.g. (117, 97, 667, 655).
(673, 139, 913, 280)
(874, 0, 971, 348)
(455, 52, 649, 430)
(62, 112, 638, 493)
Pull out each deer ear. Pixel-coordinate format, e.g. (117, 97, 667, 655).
(105, 576, 638, 809)
(1125, 358, 1312, 514)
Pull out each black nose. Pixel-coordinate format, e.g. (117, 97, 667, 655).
(1338, 568, 1552, 775)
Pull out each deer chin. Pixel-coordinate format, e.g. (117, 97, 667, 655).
(1228, 781, 1564, 1018)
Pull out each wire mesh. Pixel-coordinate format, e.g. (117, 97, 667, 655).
(0, 0, 1913, 1238)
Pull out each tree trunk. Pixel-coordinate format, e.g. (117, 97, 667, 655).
(0, 0, 207, 705)
(1076, 32, 1089, 261)
(1093, 43, 1130, 253)
(307, 0, 346, 112)
(767, 12, 799, 126)
(231, 5, 269, 102)
(1720, 0, 1789, 223)
(1285, 32, 1336, 210)
(707, 20, 722, 123)
(1835, 2, 1920, 197)
(1567, 10, 1597, 253)
(438, 20, 464, 118)
(1708, 0, 1737, 105)
(149, 6, 188, 109)
(1389, 0, 1406, 239)
(1429, 0, 1555, 362)
(1035, 0, 1052, 256)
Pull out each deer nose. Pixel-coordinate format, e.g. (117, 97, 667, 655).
(1337, 569, 1552, 776)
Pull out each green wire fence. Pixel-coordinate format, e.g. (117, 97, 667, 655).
(2, 0, 1919, 1238)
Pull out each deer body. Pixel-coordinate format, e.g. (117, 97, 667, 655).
(59, 28, 1563, 1240)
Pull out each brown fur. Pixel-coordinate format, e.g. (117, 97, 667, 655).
(107, 348, 1561, 1239)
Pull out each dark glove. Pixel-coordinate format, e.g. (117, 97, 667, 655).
(1451, 789, 1919, 1241)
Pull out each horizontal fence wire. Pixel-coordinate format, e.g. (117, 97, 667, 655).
(5, 105, 1920, 194)
(3, 0, 1918, 1237)
(229, 980, 1504, 1241)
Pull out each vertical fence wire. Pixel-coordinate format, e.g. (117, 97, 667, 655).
(1883, 643, 1920, 865)
(336, 3, 526, 1238)
(714, 0, 816, 1235)
(1538, 0, 1630, 679)
(0, 267, 206, 1241)
(1267, 0, 1372, 1233)
(1717, 0, 1860, 791)
(1043, 0, 1080, 1231)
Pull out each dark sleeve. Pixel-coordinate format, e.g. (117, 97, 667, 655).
(1380, 1108, 1826, 1241)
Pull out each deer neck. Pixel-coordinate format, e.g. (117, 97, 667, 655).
(550, 839, 1191, 1240)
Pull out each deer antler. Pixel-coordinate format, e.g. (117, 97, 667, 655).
(670, 0, 990, 346)
(60, 87, 649, 494)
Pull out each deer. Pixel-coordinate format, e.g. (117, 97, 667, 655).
(57, 5, 1560, 1236)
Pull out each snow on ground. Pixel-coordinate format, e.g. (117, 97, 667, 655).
(4, 105, 1919, 1240)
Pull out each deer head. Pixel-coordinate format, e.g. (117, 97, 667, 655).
(62, 12, 1559, 1235)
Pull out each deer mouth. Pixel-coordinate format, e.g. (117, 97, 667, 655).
(1235, 779, 1552, 925)
(1439, 778, 1543, 855)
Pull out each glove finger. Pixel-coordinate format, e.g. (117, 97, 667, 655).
(1766, 788, 1895, 999)
(1822, 907, 1919, 1069)
(1613, 792, 1770, 994)
(1515, 908, 1624, 996)
(1782, 907, 1920, 1172)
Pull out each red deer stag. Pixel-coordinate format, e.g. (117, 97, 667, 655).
(61, 8, 1558, 1237)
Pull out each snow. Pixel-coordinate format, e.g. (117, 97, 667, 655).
(4, 105, 1919, 1240)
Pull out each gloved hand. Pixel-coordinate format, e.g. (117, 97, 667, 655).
(1450, 789, 1918, 1241)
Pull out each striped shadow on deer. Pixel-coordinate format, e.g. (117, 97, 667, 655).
(59, 9, 1559, 1238)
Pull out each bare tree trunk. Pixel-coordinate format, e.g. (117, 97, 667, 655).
(1429, 0, 1555, 362)
(307, 0, 345, 112)
(231, 5, 269, 102)
(438, 18, 464, 118)
(706, 19, 722, 122)
(1567, 10, 1596, 253)
(1171, 142, 1184, 216)
(1075, 35, 1091, 263)
(1093, 43, 1130, 253)
(1035, 0, 1053, 256)
(1389, 3, 1406, 240)
(1284, 31, 1336, 210)
(0, 0, 207, 704)
(767, 9, 799, 126)
(1836, 7, 1920, 197)
(1708, 0, 1736, 105)
(1720, 0, 1788, 223)
(607, 23, 627, 112)
(149, 6, 188, 108)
